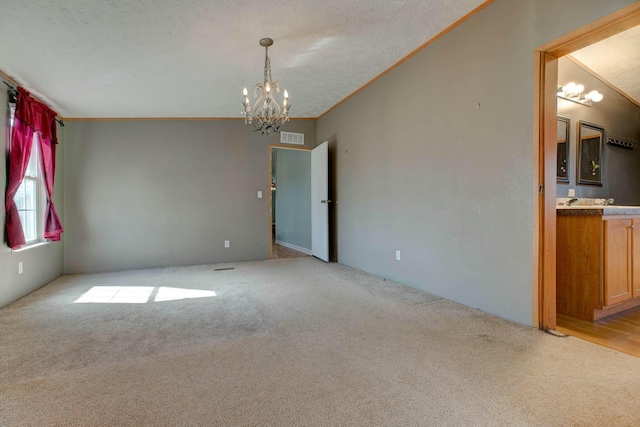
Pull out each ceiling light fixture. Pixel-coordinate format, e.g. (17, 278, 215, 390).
(242, 38, 290, 135)
(557, 82, 603, 106)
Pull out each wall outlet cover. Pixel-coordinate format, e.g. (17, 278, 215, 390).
(568, 189, 575, 197)
(224, 240, 230, 248)
(18, 261, 23, 275)
(395, 250, 401, 261)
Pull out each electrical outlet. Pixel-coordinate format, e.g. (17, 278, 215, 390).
(257, 191, 263, 199)
(18, 262, 23, 275)
(568, 188, 575, 197)
(395, 250, 401, 261)
(225, 240, 230, 248)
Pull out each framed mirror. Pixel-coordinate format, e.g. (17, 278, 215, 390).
(577, 121, 604, 186)
(557, 115, 569, 183)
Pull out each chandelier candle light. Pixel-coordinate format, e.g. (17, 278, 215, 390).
(242, 38, 290, 135)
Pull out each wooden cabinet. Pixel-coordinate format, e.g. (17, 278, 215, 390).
(634, 223, 640, 298)
(557, 214, 640, 320)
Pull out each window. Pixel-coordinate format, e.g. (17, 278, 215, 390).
(8, 104, 43, 246)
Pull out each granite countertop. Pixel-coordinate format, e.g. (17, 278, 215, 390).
(557, 206, 640, 216)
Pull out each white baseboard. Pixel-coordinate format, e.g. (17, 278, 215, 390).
(274, 240, 312, 255)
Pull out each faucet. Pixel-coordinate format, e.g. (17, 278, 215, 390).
(566, 198, 578, 206)
(601, 198, 614, 206)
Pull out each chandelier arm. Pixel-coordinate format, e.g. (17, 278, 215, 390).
(251, 93, 265, 118)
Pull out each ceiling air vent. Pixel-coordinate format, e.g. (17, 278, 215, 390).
(280, 132, 304, 145)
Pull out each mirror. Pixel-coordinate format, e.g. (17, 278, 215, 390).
(577, 121, 604, 186)
(557, 116, 569, 182)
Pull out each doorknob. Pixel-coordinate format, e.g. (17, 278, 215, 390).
(321, 199, 332, 204)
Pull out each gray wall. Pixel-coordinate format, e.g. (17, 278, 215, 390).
(317, 0, 637, 326)
(557, 57, 640, 203)
(63, 119, 316, 274)
(0, 89, 64, 309)
(274, 148, 311, 251)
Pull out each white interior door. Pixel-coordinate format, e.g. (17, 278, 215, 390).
(311, 141, 329, 262)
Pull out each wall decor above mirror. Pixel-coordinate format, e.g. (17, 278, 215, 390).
(557, 115, 570, 183)
(577, 121, 604, 186)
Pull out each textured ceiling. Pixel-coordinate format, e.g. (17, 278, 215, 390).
(0, 0, 486, 118)
(571, 25, 640, 106)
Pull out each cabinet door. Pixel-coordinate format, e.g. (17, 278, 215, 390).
(604, 219, 633, 306)
(633, 219, 640, 298)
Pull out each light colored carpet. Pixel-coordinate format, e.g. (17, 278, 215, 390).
(1, 257, 640, 426)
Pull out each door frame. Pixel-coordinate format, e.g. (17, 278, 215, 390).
(268, 144, 312, 259)
(534, 3, 640, 330)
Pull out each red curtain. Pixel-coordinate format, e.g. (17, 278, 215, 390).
(39, 134, 63, 242)
(5, 87, 63, 249)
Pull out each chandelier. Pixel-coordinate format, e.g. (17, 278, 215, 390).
(242, 38, 290, 135)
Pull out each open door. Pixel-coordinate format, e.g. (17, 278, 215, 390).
(311, 141, 329, 262)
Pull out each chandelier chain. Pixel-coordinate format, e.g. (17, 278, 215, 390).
(264, 46, 271, 84)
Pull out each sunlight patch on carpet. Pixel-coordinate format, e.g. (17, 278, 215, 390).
(155, 287, 217, 302)
(74, 286, 216, 304)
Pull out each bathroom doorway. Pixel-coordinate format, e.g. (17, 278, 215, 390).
(535, 4, 640, 336)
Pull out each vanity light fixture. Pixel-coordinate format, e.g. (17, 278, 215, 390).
(557, 82, 603, 107)
(242, 38, 290, 135)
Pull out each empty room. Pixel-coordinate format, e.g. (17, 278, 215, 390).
(3, 0, 640, 425)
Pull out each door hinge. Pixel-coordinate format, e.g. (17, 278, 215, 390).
(539, 185, 544, 195)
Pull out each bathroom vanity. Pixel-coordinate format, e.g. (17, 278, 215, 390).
(557, 206, 640, 320)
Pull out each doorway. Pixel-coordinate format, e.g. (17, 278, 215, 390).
(536, 4, 640, 340)
(270, 145, 312, 259)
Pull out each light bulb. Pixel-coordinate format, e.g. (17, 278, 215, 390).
(243, 87, 248, 96)
(575, 84, 584, 94)
(563, 82, 577, 94)
(588, 90, 603, 102)
(284, 89, 289, 98)
(265, 83, 271, 92)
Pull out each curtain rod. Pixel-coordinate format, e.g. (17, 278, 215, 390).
(3, 80, 65, 127)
